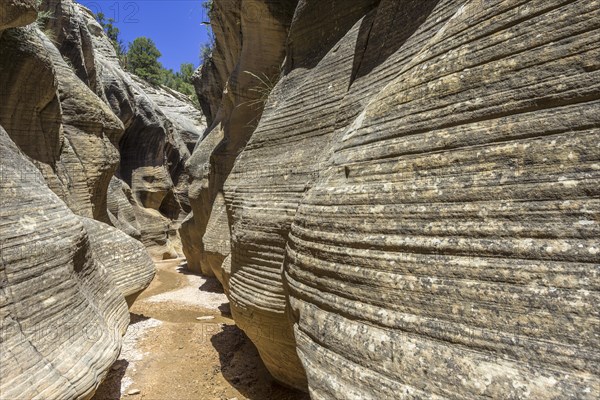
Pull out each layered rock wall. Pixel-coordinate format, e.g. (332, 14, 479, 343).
(0, 19, 123, 224)
(41, 0, 205, 259)
(181, 0, 297, 275)
(286, 1, 600, 397)
(0, 121, 128, 399)
(0, 0, 202, 397)
(185, 0, 600, 396)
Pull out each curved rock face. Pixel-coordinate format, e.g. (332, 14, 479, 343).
(286, 1, 600, 396)
(40, 0, 205, 259)
(221, 0, 378, 390)
(100, 41, 203, 260)
(0, 1, 192, 397)
(0, 126, 129, 399)
(0, 5, 156, 297)
(182, 0, 296, 274)
(82, 218, 155, 299)
(0, 15, 123, 224)
(107, 176, 143, 239)
(182, 0, 303, 386)
(183, 0, 600, 397)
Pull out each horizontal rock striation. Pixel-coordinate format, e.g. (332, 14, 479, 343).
(190, 0, 600, 397)
(0, 1, 205, 397)
(182, 0, 297, 278)
(202, 192, 232, 285)
(287, 0, 600, 398)
(0, 126, 129, 399)
(223, 0, 379, 391)
(0, 2, 156, 294)
(82, 218, 155, 299)
(0, 25, 121, 225)
(107, 176, 143, 240)
(40, 0, 205, 259)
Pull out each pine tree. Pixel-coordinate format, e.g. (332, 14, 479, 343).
(127, 37, 163, 85)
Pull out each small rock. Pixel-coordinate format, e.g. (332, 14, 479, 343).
(128, 389, 141, 395)
(196, 316, 215, 321)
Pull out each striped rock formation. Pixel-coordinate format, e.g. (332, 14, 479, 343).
(184, 0, 600, 396)
(0, 3, 156, 296)
(181, 0, 297, 276)
(0, 0, 206, 397)
(40, 0, 205, 259)
(0, 125, 129, 399)
(285, 1, 600, 398)
(224, 0, 380, 390)
(81, 218, 155, 301)
(0, 17, 123, 223)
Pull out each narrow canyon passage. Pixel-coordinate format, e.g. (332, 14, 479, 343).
(92, 259, 309, 400)
(1, 1, 598, 398)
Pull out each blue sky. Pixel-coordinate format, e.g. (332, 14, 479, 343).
(78, 1, 212, 71)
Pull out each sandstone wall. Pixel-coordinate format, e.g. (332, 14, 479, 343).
(0, 1, 156, 291)
(0, 2, 148, 395)
(0, 17, 122, 224)
(223, 0, 379, 390)
(184, 0, 600, 396)
(41, 0, 206, 259)
(181, 0, 297, 275)
(0, 124, 128, 399)
(0, 0, 202, 397)
(285, 1, 600, 397)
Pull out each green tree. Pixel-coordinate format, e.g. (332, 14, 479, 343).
(202, 0, 214, 18)
(200, 43, 212, 64)
(160, 63, 200, 109)
(127, 37, 163, 85)
(179, 63, 195, 82)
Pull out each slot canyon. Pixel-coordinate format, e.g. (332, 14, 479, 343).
(0, 0, 598, 399)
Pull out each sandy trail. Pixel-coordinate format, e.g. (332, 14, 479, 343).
(92, 259, 308, 400)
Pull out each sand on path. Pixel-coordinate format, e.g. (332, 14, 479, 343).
(92, 258, 308, 400)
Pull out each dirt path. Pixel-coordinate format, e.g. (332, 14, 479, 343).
(92, 259, 309, 400)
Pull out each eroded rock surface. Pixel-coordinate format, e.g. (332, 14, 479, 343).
(285, 1, 600, 398)
(184, 0, 600, 397)
(0, 11, 125, 224)
(0, 0, 36, 32)
(40, 0, 205, 259)
(181, 0, 297, 277)
(0, 2, 157, 291)
(82, 218, 155, 299)
(0, 125, 129, 399)
(0, 0, 204, 397)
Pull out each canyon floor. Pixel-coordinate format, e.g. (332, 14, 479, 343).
(92, 259, 309, 400)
